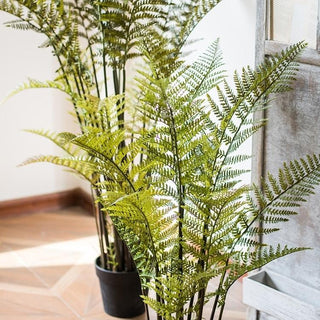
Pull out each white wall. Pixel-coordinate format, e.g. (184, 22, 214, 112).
(0, 0, 256, 201)
(188, 0, 256, 76)
(0, 11, 87, 201)
(189, 0, 257, 185)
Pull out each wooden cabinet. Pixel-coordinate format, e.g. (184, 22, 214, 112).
(244, 1, 320, 319)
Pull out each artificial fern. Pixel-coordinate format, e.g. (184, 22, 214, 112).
(18, 38, 320, 320)
(2, 1, 320, 319)
(1, 0, 173, 271)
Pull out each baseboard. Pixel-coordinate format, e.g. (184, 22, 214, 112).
(73, 188, 95, 214)
(0, 188, 94, 217)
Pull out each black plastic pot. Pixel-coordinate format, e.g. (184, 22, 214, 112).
(95, 257, 145, 318)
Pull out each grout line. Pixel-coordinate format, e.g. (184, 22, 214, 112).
(0, 282, 53, 296)
(0, 208, 247, 319)
(53, 290, 83, 319)
(4, 240, 83, 319)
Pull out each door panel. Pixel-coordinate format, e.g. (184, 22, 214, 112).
(263, 63, 320, 290)
(247, 1, 320, 319)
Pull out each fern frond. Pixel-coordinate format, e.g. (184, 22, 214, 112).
(218, 245, 308, 306)
(207, 42, 306, 191)
(252, 154, 320, 215)
(24, 129, 79, 156)
(168, 0, 223, 52)
(1, 78, 72, 105)
(169, 39, 225, 101)
(20, 154, 97, 183)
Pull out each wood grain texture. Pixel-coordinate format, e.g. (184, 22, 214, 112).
(251, 61, 320, 320)
(265, 40, 320, 67)
(251, 3, 320, 320)
(243, 271, 320, 320)
(262, 62, 320, 289)
(250, 3, 268, 319)
(252, 0, 267, 184)
(0, 208, 246, 320)
(0, 188, 93, 217)
(317, 0, 320, 52)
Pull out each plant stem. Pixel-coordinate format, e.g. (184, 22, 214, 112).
(187, 294, 195, 320)
(166, 104, 184, 272)
(113, 225, 124, 271)
(196, 208, 212, 319)
(217, 303, 225, 320)
(166, 104, 184, 320)
(51, 46, 84, 127)
(78, 7, 100, 98)
(111, 65, 130, 270)
(210, 294, 220, 320)
(113, 69, 120, 95)
(155, 271, 163, 320)
(91, 189, 104, 263)
(123, 242, 135, 271)
(98, 5, 108, 98)
(122, 68, 126, 93)
(102, 45, 108, 98)
(210, 264, 228, 320)
(146, 303, 150, 320)
(95, 188, 110, 269)
(197, 287, 206, 320)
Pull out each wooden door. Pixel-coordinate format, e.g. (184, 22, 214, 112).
(247, 1, 320, 319)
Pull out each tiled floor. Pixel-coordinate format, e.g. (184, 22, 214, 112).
(0, 207, 247, 320)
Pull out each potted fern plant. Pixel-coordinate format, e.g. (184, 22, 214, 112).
(3, 1, 320, 319)
(0, 0, 228, 317)
(0, 0, 164, 316)
(20, 35, 320, 320)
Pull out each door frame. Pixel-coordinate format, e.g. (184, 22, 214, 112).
(250, 2, 320, 319)
(254, 0, 320, 216)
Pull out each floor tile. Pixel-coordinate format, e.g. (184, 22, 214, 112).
(0, 207, 247, 320)
(0, 290, 78, 319)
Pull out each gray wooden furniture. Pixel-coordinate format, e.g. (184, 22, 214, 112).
(243, 271, 320, 320)
(244, 1, 320, 319)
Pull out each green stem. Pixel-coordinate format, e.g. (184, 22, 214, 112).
(73, 56, 87, 97)
(155, 268, 163, 320)
(195, 203, 214, 318)
(111, 66, 128, 270)
(166, 104, 184, 272)
(72, 73, 82, 96)
(123, 241, 135, 271)
(166, 102, 184, 320)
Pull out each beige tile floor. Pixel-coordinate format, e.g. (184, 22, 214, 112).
(0, 207, 247, 320)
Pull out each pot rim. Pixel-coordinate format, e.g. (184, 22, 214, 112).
(95, 256, 139, 275)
